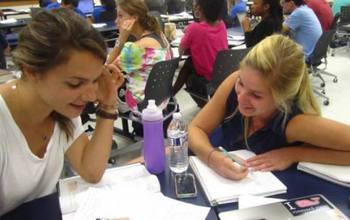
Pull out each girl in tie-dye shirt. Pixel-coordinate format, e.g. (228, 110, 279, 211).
(108, 0, 172, 112)
(118, 34, 172, 111)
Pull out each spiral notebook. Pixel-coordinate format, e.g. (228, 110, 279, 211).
(297, 162, 350, 188)
(189, 149, 287, 206)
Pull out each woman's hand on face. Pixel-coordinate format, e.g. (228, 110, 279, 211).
(118, 18, 136, 44)
(241, 17, 251, 32)
(97, 63, 124, 106)
(209, 151, 249, 180)
(246, 148, 296, 172)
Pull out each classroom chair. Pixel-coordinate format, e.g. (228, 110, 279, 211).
(307, 29, 337, 106)
(185, 48, 251, 106)
(114, 57, 180, 141)
(331, 6, 350, 56)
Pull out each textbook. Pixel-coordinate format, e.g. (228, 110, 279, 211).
(297, 162, 350, 188)
(219, 194, 348, 220)
(59, 163, 160, 214)
(189, 149, 287, 206)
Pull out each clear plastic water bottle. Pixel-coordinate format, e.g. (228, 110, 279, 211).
(142, 100, 166, 174)
(167, 112, 188, 173)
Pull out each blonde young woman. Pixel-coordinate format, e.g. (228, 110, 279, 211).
(188, 35, 350, 180)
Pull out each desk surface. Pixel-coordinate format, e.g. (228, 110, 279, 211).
(217, 164, 350, 217)
(0, 18, 30, 30)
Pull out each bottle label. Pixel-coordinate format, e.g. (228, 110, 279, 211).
(169, 134, 187, 146)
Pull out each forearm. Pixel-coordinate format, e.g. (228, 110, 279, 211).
(80, 117, 114, 182)
(291, 146, 350, 165)
(188, 124, 216, 166)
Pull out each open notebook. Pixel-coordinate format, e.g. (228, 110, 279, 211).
(189, 149, 287, 206)
(297, 162, 350, 188)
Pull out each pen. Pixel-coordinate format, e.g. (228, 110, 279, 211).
(218, 146, 245, 166)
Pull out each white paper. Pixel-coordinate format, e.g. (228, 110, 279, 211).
(92, 23, 107, 28)
(190, 149, 287, 206)
(0, 18, 17, 24)
(238, 195, 285, 209)
(73, 187, 210, 220)
(59, 163, 160, 214)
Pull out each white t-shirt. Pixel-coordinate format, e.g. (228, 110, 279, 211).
(0, 95, 84, 215)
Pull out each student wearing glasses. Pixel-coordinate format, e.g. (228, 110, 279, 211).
(188, 35, 350, 180)
(0, 9, 124, 216)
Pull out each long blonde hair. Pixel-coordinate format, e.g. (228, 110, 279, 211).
(239, 35, 320, 146)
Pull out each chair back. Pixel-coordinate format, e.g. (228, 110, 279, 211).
(330, 12, 340, 30)
(339, 6, 350, 25)
(308, 29, 336, 65)
(207, 48, 251, 96)
(137, 57, 179, 111)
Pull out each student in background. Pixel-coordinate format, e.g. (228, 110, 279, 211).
(0, 9, 124, 216)
(173, 0, 228, 107)
(230, 0, 247, 21)
(47, 0, 87, 18)
(305, 0, 333, 32)
(39, 0, 54, 7)
(107, 0, 171, 113)
(281, 0, 322, 58)
(0, 33, 8, 69)
(92, 0, 117, 23)
(188, 35, 350, 180)
(241, 0, 283, 47)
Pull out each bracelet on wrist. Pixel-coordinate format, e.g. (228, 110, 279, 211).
(98, 103, 118, 111)
(207, 148, 218, 167)
(96, 108, 118, 120)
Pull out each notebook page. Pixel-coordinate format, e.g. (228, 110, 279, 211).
(190, 150, 287, 205)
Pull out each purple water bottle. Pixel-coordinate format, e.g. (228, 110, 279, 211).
(142, 100, 166, 174)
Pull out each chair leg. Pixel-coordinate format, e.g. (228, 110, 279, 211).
(313, 71, 326, 88)
(319, 69, 338, 83)
(313, 88, 330, 106)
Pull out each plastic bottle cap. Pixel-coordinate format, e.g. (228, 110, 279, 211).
(147, 99, 157, 111)
(173, 112, 182, 119)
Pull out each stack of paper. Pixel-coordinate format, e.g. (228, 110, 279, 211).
(189, 149, 287, 206)
(297, 162, 350, 188)
(60, 163, 210, 220)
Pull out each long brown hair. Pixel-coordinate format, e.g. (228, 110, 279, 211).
(118, 0, 162, 36)
(12, 9, 107, 137)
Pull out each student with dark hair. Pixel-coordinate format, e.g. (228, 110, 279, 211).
(0, 9, 124, 216)
(188, 35, 350, 180)
(173, 0, 228, 107)
(92, 0, 117, 23)
(242, 0, 283, 47)
(47, 0, 86, 18)
(281, 0, 322, 58)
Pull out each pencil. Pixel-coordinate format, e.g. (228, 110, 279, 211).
(218, 146, 244, 166)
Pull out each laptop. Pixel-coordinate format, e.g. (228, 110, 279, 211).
(219, 194, 348, 220)
(77, 0, 95, 15)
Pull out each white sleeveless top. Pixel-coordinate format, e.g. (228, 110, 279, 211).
(0, 95, 84, 215)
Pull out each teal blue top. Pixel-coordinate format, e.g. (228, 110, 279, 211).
(332, 0, 350, 15)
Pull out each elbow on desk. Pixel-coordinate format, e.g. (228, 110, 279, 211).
(80, 170, 105, 184)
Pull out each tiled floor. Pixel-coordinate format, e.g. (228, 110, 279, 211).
(112, 48, 350, 165)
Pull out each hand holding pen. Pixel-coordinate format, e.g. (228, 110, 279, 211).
(207, 147, 248, 180)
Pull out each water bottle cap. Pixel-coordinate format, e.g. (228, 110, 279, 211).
(173, 112, 182, 119)
(147, 99, 157, 111)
